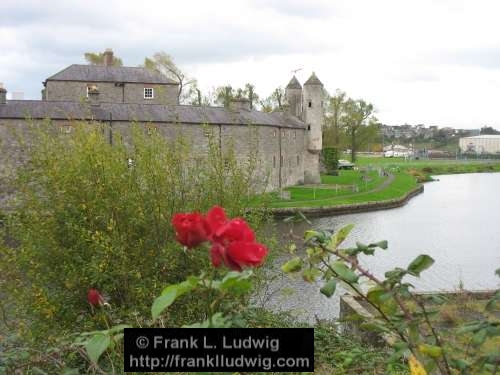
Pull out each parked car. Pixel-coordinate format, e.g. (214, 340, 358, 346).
(338, 159, 355, 170)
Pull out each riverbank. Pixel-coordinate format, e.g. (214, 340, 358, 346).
(270, 184, 424, 218)
(257, 158, 500, 216)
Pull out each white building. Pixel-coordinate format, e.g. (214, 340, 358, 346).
(459, 135, 500, 154)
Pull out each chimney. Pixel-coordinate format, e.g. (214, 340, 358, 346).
(0, 83, 6, 105)
(228, 98, 251, 112)
(87, 85, 100, 106)
(104, 48, 114, 67)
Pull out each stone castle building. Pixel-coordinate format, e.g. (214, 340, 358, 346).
(0, 49, 324, 191)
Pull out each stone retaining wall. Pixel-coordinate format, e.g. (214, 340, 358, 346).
(271, 184, 424, 218)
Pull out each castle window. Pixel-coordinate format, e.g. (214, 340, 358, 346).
(308, 101, 312, 108)
(282, 130, 285, 137)
(280, 155, 284, 166)
(307, 125, 311, 131)
(86, 84, 98, 98)
(273, 130, 277, 137)
(273, 155, 276, 168)
(297, 155, 300, 166)
(144, 87, 154, 99)
(294, 131, 296, 139)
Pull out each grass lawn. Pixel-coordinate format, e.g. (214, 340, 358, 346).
(267, 172, 417, 208)
(353, 155, 500, 174)
(251, 156, 500, 210)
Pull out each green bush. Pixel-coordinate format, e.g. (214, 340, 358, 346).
(322, 147, 339, 173)
(1, 121, 268, 339)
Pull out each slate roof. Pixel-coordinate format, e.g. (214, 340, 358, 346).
(0, 100, 306, 129)
(0, 100, 98, 120)
(286, 76, 302, 89)
(45, 64, 177, 85)
(304, 72, 323, 86)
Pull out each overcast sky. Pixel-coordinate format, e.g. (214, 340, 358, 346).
(2, 0, 500, 128)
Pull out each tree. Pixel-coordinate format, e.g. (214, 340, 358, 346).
(84, 52, 123, 66)
(323, 90, 347, 148)
(243, 83, 259, 110)
(342, 99, 376, 162)
(142, 52, 195, 104)
(215, 85, 235, 107)
(480, 126, 500, 135)
(260, 87, 285, 113)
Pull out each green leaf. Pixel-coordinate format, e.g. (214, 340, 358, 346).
(219, 271, 252, 295)
(407, 254, 434, 276)
(106, 324, 131, 334)
(330, 261, 359, 283)
(367, 287, 392, 305)
(152, 287, 177, 320)
(281, 257, 303, 273)
(328, 224, 354, 248)
(320, 279, 337, 298)
(374, 240, 388, 249)
(302, 268, 322, 282)
(418, 344, 443, 358)
(152, 278, 197, 320)
(85, 334, 111, 364)
(304, 230, 320, 242)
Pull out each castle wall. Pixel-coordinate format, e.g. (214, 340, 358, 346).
(45, 81, 178, 105)
(112, 121, 306, 191)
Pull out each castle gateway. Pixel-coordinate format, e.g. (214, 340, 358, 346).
(0, 50, 324, 191)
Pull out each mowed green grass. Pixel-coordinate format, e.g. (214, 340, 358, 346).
(268, 172, 417, 208)
(266, 170, 386, 203)
(251, 156, 500, 209)
(354, 154, 500, 174)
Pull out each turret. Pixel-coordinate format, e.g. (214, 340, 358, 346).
(302, 72, 323, 153)
(285, 76, 302, 118)
(302, 72, 324, 184)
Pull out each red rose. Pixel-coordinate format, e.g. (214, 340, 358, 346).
(205, 206, 228, 234)
(172, 212, 209, 248)
(227, 241, 268, 270)
(213, 218, 255, 245)
(172, 206, 268, 271)
(87, 288, 104, 307)
(210, 241, 268, 271)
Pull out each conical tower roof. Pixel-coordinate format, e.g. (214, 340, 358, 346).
(286, 76, 302, 89)
(304, 72, 323, 86)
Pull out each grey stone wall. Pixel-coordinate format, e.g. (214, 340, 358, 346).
(45, 81, 178, 105)
(0, 116, 309, 200)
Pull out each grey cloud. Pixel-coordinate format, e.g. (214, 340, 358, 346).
(434, 47, 500, 69)
(250, 0, 338, 19)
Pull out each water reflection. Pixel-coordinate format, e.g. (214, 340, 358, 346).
(258, 173, 500, 322)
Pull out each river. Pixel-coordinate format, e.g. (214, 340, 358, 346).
(258, 173, 500, 322)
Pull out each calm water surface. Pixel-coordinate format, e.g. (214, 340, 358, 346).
(258, 173, 500, 322)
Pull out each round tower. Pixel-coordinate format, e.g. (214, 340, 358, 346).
(302, 72, 324, 184)
(285, 76, 302, 118)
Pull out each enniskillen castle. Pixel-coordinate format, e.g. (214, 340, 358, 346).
(0, 49, 324, 192)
